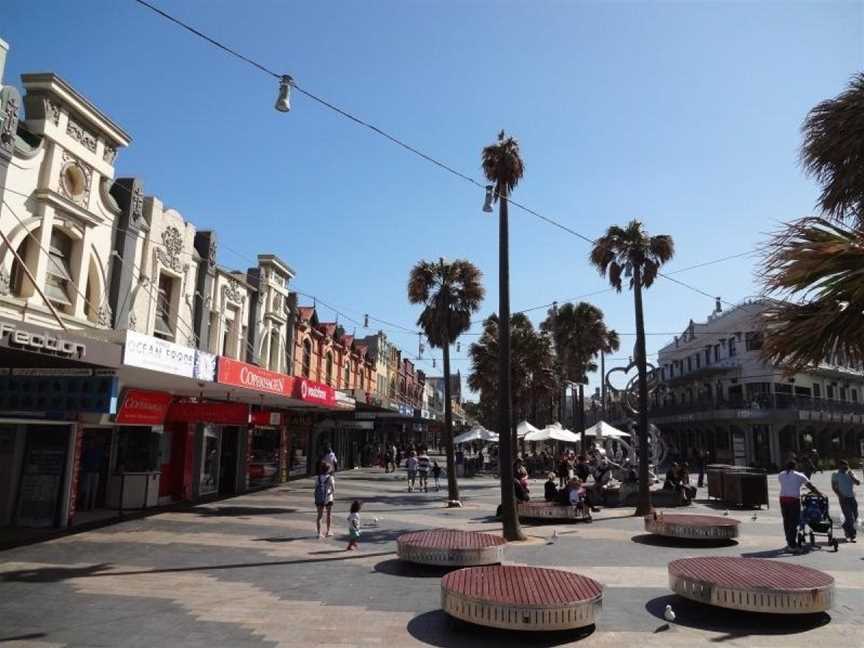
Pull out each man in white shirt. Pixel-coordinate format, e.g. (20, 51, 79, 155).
(778, 459, 821, 553)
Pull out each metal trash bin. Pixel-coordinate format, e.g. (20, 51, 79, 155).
(707, 464, 732, 500)
(722, 469, 768, 509)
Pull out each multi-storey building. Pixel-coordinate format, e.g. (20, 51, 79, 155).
(246, 254, 294, 373)
(652, 299, 864, 469)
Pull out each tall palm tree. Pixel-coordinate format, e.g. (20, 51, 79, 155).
(541, 302, 620, 434)
(590, 220, 674, 516)
(759, 75, 864, 368)
(408, 258, 485, 507)
(482, 130, 525, 541)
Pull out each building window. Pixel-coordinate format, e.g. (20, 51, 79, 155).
(302, 339, 312, 377)
(745, 331, 763, 351)
(687, 357, 692, 372)
(813, 383, 821, 399)
(10, 236, 30, 297)
(695, 354, 701, 369)
(272, 292, 283, 313)
(45, 229, 75, 310)
(344, 362, 350, 388)
(827, 385, 835, 399)
(729, 338, 737, 357)
(852, 388, 859, 403)
(705, 349, 711, 365)
(325, 353, 333, 385)
(154, 273, 175, 341)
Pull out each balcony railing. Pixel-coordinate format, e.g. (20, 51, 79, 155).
(649, 393, 864, 418)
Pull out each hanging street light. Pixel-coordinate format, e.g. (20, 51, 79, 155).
(275, 75, 294, 112)
(482, 185, 494, 213)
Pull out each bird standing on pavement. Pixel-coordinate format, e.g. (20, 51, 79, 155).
(664, 604, 676, 622)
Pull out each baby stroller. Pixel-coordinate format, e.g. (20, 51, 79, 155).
(797, 494, 839, 551)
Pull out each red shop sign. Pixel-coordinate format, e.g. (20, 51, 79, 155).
(116, 389, 173, 425)
(251, 411, 282, 426)
(217, 357, 294, 396)
(167, 401, 250, 425)
(293, 378, 336, 407)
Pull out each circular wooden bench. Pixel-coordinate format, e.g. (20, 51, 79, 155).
(517, 501, 591, 522)
(669, 557, 833, 614)
(442, 565, 603, 631)
(396, 529, 505, 566)
(644, 513, 740, 540)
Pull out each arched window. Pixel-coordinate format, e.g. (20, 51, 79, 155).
(344, 362, 350, 388)
(45, 229, 75, 311)
(9, 235, 31, 298)
(325, 352, 333, 385)
(302, 339, 312, 377)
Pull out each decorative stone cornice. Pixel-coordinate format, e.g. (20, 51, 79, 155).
(66, 118, 97, 153)
(222, 279, 246, 306)
(155, 226, 188, 274)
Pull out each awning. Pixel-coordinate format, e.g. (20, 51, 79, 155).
(516, 420, 541, 438)
(453, 425, 498, 444)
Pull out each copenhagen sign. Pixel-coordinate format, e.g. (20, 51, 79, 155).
(124, 330, 215, 381)
(217, 357, 293, 396)
(0, 322, 86, 359)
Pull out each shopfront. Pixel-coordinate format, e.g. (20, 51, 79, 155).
(248, 410, 282, 489)
(0, 317, 122, 529)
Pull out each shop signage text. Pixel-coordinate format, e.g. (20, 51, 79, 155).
(167, 400, 249, 425)
(124, 331, 215, 381)
(217, 357, 293, 396)
(295, 378, 336, 407)
(115, 389, 173, 425)
(0, 322, 86, 358)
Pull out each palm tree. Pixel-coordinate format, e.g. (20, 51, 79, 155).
(482, 130, 525, 541)
(590, 220, 674, 516)
(408, 258, 484, 507)
(468, 314, 557, 447)
(761, 217, 864, 370)
(759, 75, 864, 368)
(801, 73, 864, 222)
(541, 302, 620, 434)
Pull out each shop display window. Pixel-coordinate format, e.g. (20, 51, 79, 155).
(114, 427, 161, 473)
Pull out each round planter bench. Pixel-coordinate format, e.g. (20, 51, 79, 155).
(396, 529, 505, 566)
(517, 501, 592, 522)
(644, 513, 740, 541)
(442, 565, 603, 631)
(668, 557, 833, 614)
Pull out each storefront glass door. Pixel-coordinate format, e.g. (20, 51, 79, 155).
(16, 425, 70, 528)
(200, 426, 220, 496)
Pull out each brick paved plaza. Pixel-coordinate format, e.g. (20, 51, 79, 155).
(1, 467, 861, 647)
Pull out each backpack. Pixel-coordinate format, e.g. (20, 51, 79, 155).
(314, 475, 329, 506)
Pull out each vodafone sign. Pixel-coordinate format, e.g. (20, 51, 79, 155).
(294, 378, 336, 407)
(217, 357, 294, 396)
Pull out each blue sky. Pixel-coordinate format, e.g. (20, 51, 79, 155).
(4, 1, 862, 397)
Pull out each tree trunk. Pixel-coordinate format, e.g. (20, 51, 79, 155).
(497, 190, 524, 540)
(633, 267, 653, 517)
(600, 352, 606, 419)
(442, 339, 460, 506)
(440, 260, 460, 507)
(577, 383, 585, 436)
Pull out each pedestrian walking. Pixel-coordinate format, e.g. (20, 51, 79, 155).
(405, 450, 418, 492)
(346, 500, 362, 551)
(431, 461, 442, 491)
(778, 459, 822, 553)
(831, 459, 860, 543)
(383, 448, 393, 473)
(417, 449, 431, 492)
(314, 461, 335, 538)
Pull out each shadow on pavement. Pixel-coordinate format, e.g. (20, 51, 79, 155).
(0, 633, 48, 643)
(631, 533, 738, 549)
(186, 506, 298, 517)
(0, 552, 395, 582)
(0, 563, 112, 583)
(739, 548, 790, 558)
(645, 595, 830, 640)
(373, 558, 456, 578)
(406, 610, 594, 647)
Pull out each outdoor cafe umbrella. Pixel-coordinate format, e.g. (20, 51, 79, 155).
(516, 420, 541, 439)
(453, 426, 499, 444)
(524, 422, 581, 444)
(582, 420, 630, 439)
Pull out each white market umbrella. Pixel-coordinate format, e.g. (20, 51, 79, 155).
(524, 422, 581, 444)
(582, 420, 630, 439)
(453, 426, 499, 444)
(516, 420, 541, 439)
